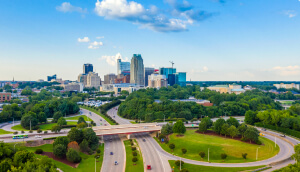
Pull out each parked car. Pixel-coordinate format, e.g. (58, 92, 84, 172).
(114, 161, 118, 165)
(143, 139, 146, 142)
(110, 152, 113, 155)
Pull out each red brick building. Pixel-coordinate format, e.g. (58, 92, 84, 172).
(0, 93, 11, 102)
(114, 75, 130, 84)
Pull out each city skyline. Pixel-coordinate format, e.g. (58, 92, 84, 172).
(1, 0, 300, 81)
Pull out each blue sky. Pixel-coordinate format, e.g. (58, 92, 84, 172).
(0, 0, 300, 81)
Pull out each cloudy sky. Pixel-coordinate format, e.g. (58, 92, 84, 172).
(0, 0, 300, 81)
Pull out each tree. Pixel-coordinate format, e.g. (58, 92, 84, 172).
(201, 117, 213, 128)
(77, 122, 87, 129)
(82, 128, 99, 150)
(220, 123, 230, 137)
(68, 127, 83, 144)
(213, 118, 225, 134)
(66, 148, 81, 163)
(79, 139, 89, 152)
(228, 125, 239, 138)
(53, 136, 70, 148)
(132, 157, 138, 162)
(51, 125, 62, 133)
(37, 112, 47, 123)
(221, 153, 227, 161)
(169, 143, 175, 151)
(199, 152, 205, 159)
(57, 117, 67, 126)
(238, 124, 247, 138)
(13, 150, 34, 166)
(20, 112, 38, 130)
(245, 110, 258, 125)
(209, 94, 223, 106)
(52, 111, 63, 123)
(244, 127, 259, 143)
(242, 153, 247, 160)
(199, 122, 208, 133)
(77, 116, 86, 124)
(53, 144, 67, 158)
(175, 160, 184, 166)
(68, 141, 80, 151)
(181, 148, 187, 154)
(161, 123, 173, 135)
(173, 120, 186, 134)
(226, 117, 239, 127)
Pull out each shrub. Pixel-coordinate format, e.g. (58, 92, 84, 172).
(37, 129, 42, 133)
(53, 144, 67, 158)
(66, 148, 81, 163)
(35, 148, 43, 154)
(221, 153, 227, 160)
(169, 143, 175, 151)
(79, 139, 89, 152)
(29, 130, 33, 133)
(241, 137, 247, 142)
(242, 153, 247, 159)
(96, 149, 101, 154)
(51, 125, 62, 133)
(21, 130, 25, 134)
(44, 131, 48, 134)
(67, 141, 80, 151)
(13, 131, 18, 135)
(132, 157, 138, 162)
(131, 147, 136, 151)
(175, 160, 184, 167)
(132, 152, 137, 156)
(181, 148, 187, 154)
(199, 152, 205, 159)
(256, 140, 262, 145)
(180, 169, 189, 172)
(94, 154, 100, 159)
(131, 142, 134, 146)
(88, 149, 94, 155)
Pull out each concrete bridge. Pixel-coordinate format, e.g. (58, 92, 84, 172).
(93, 123, 161, 139)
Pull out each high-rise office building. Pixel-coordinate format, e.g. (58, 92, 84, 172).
(168, 74, 176, 86)
(117, 59, 130, 75)
(159, 67, 176, 79)
(130, 54, 144, 86)
(144, 67, 155, 86)
(86, 72, 101, 88)
(83, 64, 93, 74)
(47, 74, 57, 82)
(104, 73, 117, 84)
(77, 74, 87, 86)
(175, 72, 186, 87)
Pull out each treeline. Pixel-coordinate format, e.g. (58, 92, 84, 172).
(118, 88, 282, 122)
(244, 104, 300, 138)
(95, 95, 126, 101)
(0, 142, 58, 172)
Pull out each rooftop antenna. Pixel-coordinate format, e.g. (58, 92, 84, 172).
(169, 61, 174, 69)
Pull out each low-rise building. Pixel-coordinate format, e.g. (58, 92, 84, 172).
(100, 83, 144, 94)
(0, 93, 11, 102)
(273, 83, 300, 90)
(62, 82, 84, 92)
(86, 72, 101, 88)
(104, 73, 117, 84)
(148, 74, 168, 88)
(207, 83, 245, 94)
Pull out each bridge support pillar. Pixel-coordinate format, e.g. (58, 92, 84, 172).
(127, 134, 131, 139)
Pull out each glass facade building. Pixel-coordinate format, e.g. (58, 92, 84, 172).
(83, 64, 93, 74)
(175, 72, 186, 87)
(130, 54, 145, 86)
(117, 59, 130, 75)
(47, 74, 57, 81)
(144, 67, 155, 86)
(159, 67, 176, 79)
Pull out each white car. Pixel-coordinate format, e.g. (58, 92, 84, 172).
(35, 135, 42, 138)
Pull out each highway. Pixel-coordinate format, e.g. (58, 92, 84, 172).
(107, 107, 171, 172)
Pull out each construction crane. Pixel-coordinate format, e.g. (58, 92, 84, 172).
(169, 61, 174, 69)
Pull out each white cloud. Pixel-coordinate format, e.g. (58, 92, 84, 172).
(90, 41, 103, 46)
(203, 66, 208, 72)
(283, 10, 297, 18)
(56, 2, 87, 13)
(88, 45, 99, 49)
(78, 37, 90, 42)
(94, 0, 214, 32)
(96, 36, 104, 39)
(100, 53, 129, 66)
(272, 65, 300, 76)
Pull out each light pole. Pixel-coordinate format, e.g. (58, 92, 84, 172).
(164, 115, 165, 123)
(14, 143, 19, 151)
(95, 158, 96, 172)
(12, 117, 14, 126)
(30, 120, 31, 131)
(275, 136, 277, 148)
(256, 147, 261, 160)
(180, 157, 181, 171)
(208, 148, 210, 162)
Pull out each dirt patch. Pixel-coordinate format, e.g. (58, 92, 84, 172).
(40, 152, 79, 168)
(26, 140, 54, 147)
(195, 130, 261, 145)
(176, 134, 184, 137)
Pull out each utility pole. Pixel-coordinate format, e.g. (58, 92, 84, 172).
(180, 157, 181, 170)
(164, 115, 165, 123)
(256, 147, 260, 160)
(30, 120, 31, 131)
(208, 148, 210, 162)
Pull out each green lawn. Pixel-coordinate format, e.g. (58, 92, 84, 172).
(12, 122, 78, 131)
(24, 143, 105, 172)
(169, 160, 266, 172)
(79, 105, 116, 125)
(0, 129, 13, 135)
(157, 130, 279, 163)
(124, 139, 144, 172)
(65, 115, 89, 121)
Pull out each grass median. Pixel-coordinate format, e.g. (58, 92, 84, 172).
(156, 130, 279, 163)
(11, 121, 78, 131)
(169, 160, 266, 172)
(0, 129, 13, 135)
(79, 105, 116, 125)
(65, 115, 89, 121)
(124, 139, 144, 172)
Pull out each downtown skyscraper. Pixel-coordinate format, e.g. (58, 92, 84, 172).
(130, 54, 144, 86)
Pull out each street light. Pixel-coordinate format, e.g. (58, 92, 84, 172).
(14, 143, 19, 151)
(256, 147, 261, 160)
(180, 157, 181, 171)
(208, 148, 210, 162)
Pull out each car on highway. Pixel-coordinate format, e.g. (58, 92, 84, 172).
(143, 139, 146, 142)
(280, 134, 286, 137)
(261, 128, 267, 131)
(110, 152, 113, 155)
(147, 165, 151, 170)
(35, 135, 42, 138)
(114, 161, 118, 165)
(100, 119, 102, 121)
(113, 116, 115, 118)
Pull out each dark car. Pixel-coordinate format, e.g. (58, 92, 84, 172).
(143, 139, 146, 142)
(110, 152, 113, 155)
(261, 128, 267, 131)
(280, 134, 286, 137)
(115, 161, 118, 165)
